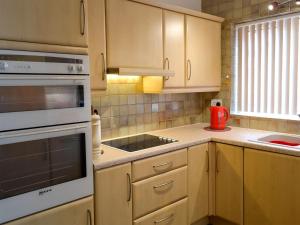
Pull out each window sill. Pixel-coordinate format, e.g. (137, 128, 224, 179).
(230, 112, 300, 122)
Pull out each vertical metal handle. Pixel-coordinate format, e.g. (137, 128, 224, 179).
(87, 209, 92, 225)
(216, 150, 220, 173)
(127, 173, 132, 202)
(101, 53, 106, 81)
(187, 59, 192, 80)
(206, 150, 209, 173)
(164, 58, 170, 81)
(80, 0, 86, 35)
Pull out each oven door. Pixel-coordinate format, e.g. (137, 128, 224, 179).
(0, 74, 91, 132)
(0, 123, 93, 224)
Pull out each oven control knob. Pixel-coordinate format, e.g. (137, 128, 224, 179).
(0, 62, 8, 71)
(77, 65, 84, 72)
(68, 65, 74, 72)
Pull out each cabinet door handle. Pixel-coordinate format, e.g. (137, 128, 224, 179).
(154, 213, 174, 224)
(126, 173, 132, 202)
(187, 59, 192, 80)
(101, 53, 106, 81)
(153, 180, 174, 190)
(87, 209, 92, 225)
(153, 161, 172, 169)
(80, 0, 86, 35)
(216, 150, 220, 173)
(206, 150, 209, 173)
(164, 58, 170, 81)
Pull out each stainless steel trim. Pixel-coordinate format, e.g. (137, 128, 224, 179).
(0, 76, 87, 80)
(0, 125, 87, 139)
(87, 209, 92, 225)
(126, 173, 131, 202)
(187, 59, 192, 80)
(153, 162, 172, 169)
(80, 0, 86, 35)
(154, 214, 174, 224)
(101, 53, 106, 81)
(153, 180, 174, 189)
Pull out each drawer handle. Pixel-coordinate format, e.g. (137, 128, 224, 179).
(153, 180, 174, 190)
(153, 162, 172, 170)
(154, 213, 174, 224)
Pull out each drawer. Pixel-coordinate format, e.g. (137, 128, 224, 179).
(132, 149, 187, 182)
(133, 166, 187, 219)
(134, 198, 188, 225)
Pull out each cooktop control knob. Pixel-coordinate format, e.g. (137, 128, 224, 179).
(68, 65, 74, 72)
(0, 62, 8, 71)
(77, 65, 84, 72)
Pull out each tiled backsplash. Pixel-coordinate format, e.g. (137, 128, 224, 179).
(92, 76, 204, 140)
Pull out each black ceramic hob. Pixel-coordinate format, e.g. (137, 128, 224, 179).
(102, 134, 178, 152)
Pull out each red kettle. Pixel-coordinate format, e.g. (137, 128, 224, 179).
(210, 105, 230, 130)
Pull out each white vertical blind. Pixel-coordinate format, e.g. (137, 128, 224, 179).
(233, 13, 300, 120)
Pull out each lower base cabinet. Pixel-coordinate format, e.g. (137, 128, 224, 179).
(215, 143, 243, 225)
(5, 196, 94, 225)
(94, 163, 132, 225)
(244, 148, 300, 225)
(188, 144, 209, 224)
(134, 198, 188, 225)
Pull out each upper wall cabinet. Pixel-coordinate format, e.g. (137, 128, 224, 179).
(88, 0, 107, 90)
(163, 10, 185, 88)
(106, 0, 163, 69)
(186, 16, 221, 88)
(0, 0, 88, 47)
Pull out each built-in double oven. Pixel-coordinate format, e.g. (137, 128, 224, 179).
(0, 50, 93, 223)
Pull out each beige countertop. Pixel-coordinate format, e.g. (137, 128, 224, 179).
(93, 123, 300, 170)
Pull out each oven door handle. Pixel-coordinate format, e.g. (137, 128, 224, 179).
(0, 125, 88, 139)
(0, 75, 87, 80)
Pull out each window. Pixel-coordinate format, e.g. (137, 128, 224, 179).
(232, 13, 300, 120)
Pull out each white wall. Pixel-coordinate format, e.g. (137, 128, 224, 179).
(157, 0, 201, 11)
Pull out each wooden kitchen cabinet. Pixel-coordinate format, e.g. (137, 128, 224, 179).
(215, 143, 243, 225)
(186, 16, 221, 88)
(0, 0, 87, 47)
(188, 144, 209, 224)
(105, 0, 163, 69)
(244, 149, 300, 225)
(5, 196, 94, 225)
(163, 10, 185, 88)
(87, 0, 107, 90)
(94, 163, 132, 225)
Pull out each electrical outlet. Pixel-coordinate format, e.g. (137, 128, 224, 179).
(211, 99, 223, 106)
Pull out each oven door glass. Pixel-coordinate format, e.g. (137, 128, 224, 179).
(0, 85, 84, 113)
(0, 133, 86, 200)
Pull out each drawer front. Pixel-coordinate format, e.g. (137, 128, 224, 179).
(134, 198, 188, 225)
(132, 149, 187, 182)
(133, 167, 187, 219)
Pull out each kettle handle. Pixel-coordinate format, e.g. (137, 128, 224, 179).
(224, 107, 230, 122)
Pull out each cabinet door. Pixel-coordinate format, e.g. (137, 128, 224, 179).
(5, 197, 94, 225)
(215, 143, 243, 225)
(188, 144, 209, 224)
(106, 0, 163, 68)
(88, 0, 107, 90)
(163, 10, 185, 88)
(94, 163, 132, 225)
(186, 16, 221, 88)
(0, 0, 87, 47)
(244, 149, 300, 225)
